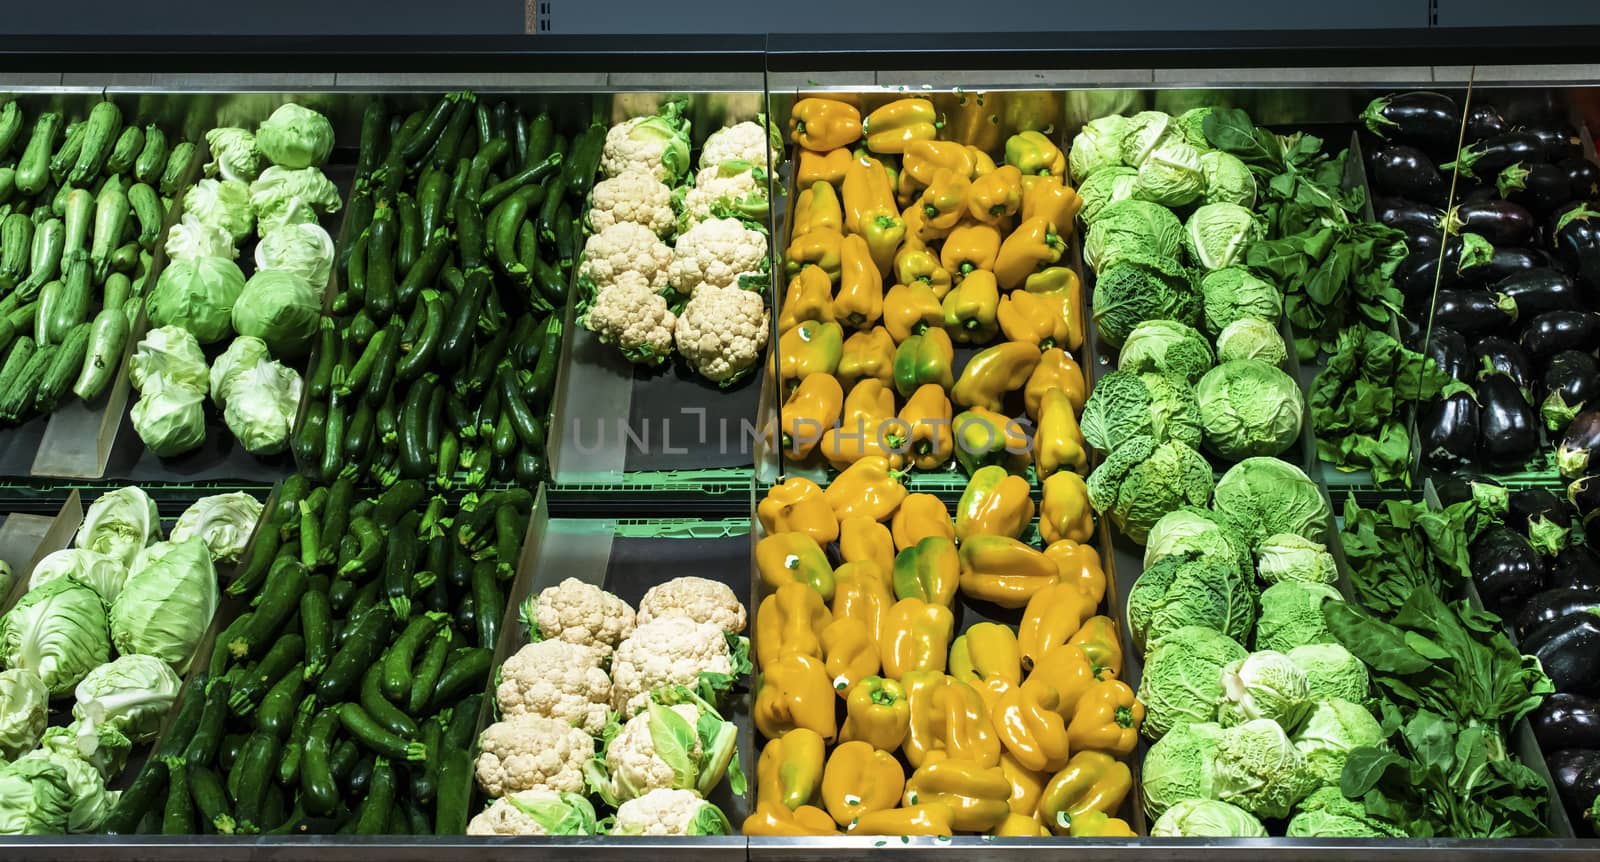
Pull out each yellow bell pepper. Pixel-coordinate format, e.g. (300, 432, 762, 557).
(822, 617, 879, 697)
(903, 759, 1011, 833)
(892, 327, 954, 399)
(861, 209, 906, 278)
(820, 740, 905, 827)
(890, 492, 954, 552)
(1044, 540, 1107, 609)
(1024, 263, 1080, 294)
(1067, 614, 1122, 678)
(892, 536, 960, 608)
(1004, 131, 1066, 178)
(847, 804, 956, 836)
(893, 246, 953, 300)
(919, 169, 969, 232)
(832, 559, 893, 640)
(835, 235, 884, 331)
(902, 197, 950, 247)
(778, 373, 844, 462)
(1023, 644, 1111, 719)
(842, 154, 896, 235)
(1067, 679, 1143, 758)
(1022, 179, 1081, 234)
(939, 222, 1002, 277)
(774, 320, 844, 397)
(1032, 387, 1089, 479)
(1035, 286, 1085, 353)
(838, 518, 895, 582)
(754, 652, 838, 742)
(824, 455, 907, 523)
(790, 98, 862, 152)
(840, 676, 910, 753)
(957, 535, 1060, 609)
(784, 229, 844, 283)
(755, 581, 832, 669)
(756, 532, 836, 600)
(882, 283, 945, 344)
(999, 749, 1047, 817)
(900, 670, 946, 767)
(895, 166, 922, 211)
(903, 140, 976, 185)
(744, 803, 839, 835)
(972, 675, 1012, 718)
(948, 622, 1021, 687)
(795, 147, 852, 188)
(820, 379, 902, 471)
(1018, 582, 1098, 671)
(997, 289, 1070, 351)
(941, 269, 1000, 344)
(994, 680, 1072, 773)
(1023, 347, 1086, 419)
(937, 680, 1002, 769)
(757, 727, 826, 810)
(952, 407, 1030, 476)
(951, 341, 1041, 412)
(1038, 472, 1094, 546)
(1038, 751, 1132, 836)
(778, 266, 836, 334)
(994, 217, 1066, 291)
(966, 165, 1023, 225)
(955, 465, 1035, 542)
(1068, 810, 1137, 838)
(794, 181, 844, 236)
(995, 812, 1051, 837)
(968, 146, 998, 177)
(863, 98, 942, 154)
(758, 476, 840, 546)
(880, 599, 954, 681)
(897, 385, 954, 473)
(837, 327, 896, 390)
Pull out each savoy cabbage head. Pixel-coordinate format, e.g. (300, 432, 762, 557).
(1087, 435, 1214, 545)
(1216, 317, 1289, 365)
(1079, 370, 1203, 454)
(1289, 643, 1371, 705)
(1118, 110, 1177, 168)
(1211, 457, 1331, 552)
(1151, 799, 1267, 837)
(1118, 319, 1215, 384)
(1292, 698, 1386, 785)
(1085, 199, 1184, 272)
(1256, 533, 1338, 585)
(1141, 720, 1224, 821)
(1127, 553, 1257, 650)
(1254, 580, 1342, 654)
(1196, 360, 1305, 461)
(1144, 506, 1254, 581)
(1137, 625, 1248, 740)
(1077, 166, 1139, 224)
(1287, 787, 1403, 838)
(1068, 114, 1130, 184)
(1217, 650, 1314, 731)
(1134, 138, 1205, 207)
(1200, 267, 1282, 337)
(1201, 150, 1258, 208)
(1091, 255, 1198, 347)
(1184, 202, 1264, 270)
(1212, 717, 1320, 820)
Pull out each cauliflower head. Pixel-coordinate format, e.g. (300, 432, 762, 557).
(636, 576, 747, 634)
(585, 273, 678, 366)
(677, 163, 769, 229)
(610, 788, 732, 836)
(601, 104, 693, 185)
(588, 171, 676, 238)
(579, 222, 673, 293)
(603, 703, 701, 802)
(610, 617, 733, 718)
(466, 790, 598, 836)
(475, 714, 595, 798)
(668, 218, 769, 296)
(673, 286, 769, 386)
(700, 119, 781, 172)
(496, 640, 613, 734)
(522, 577, 636, 657)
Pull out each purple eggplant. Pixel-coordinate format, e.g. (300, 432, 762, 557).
(1569, 474, 1600, 520)
(1465, 103, 1508, 142)
(1496, 268, 1583, 317)
(1370, 145, 1447, 203)
(1517, 588, 1596, 639)
(1375, 197, 1443, 238)
(1423, 326, 1471, 380)
(1547, 748, 1600, 821)
(1551, 202, 1600, 294)
(1563, 158, 1600, 201)
(1498, 161, 1583, 214)
(1433, 475, 1507, 510)
(1361, 91, 1461, 156)
(1471, 523, 1546, 612)
(1542, 351, 1600, 433)
(1527, 125, 1585, 162)
(1550, 545, 1600, 593)
(1446, 131, 1549, 180)
(1522, 310, 1600, 361)
(1445, 199, 1536, 246)
(1433, 290, 1518, 338)
(1467, 246, 1550, 287)
(1524, 609, 1600, 694)
(1532, 694, 1600, 751)
(1509, 486, 1574, 532)
(1558, 410, 1600, 478)
(1471, 335, 1535, 391)
(1420, 392, 1480, 470)
(1477, 370, 1540, 468)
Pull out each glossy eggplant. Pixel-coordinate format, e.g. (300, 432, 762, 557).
(1470, 524, 1545, 612)
(1563, 158, 1600, 201)
(1445, 199, 1536, 247)
(1527, 125, 1585, 162)
(1434, 475, 1509, 513)
(1522, 608, 1600, 694)
(1569, 474, 1600, 520)
(1545, 748, 1600, 818)
(1434, 290, 1518, 338)
(1509, 486, 1573, 533)
(1360, 91, 1461, 155)
(1558, 410, 1600, 479)
(1447, 131, 1548, 180)
(1471, 335, 1535, 391)
(1531, 693, 1600, 751)
(1522, 311, 1600, 362)
(1477, 371, 1541, 469)
(1498, 161, 1582, 214)
(1420, 392, 1480, 470)
(1423, 326, 1472, 381)
(1550, 545, 1600, 593)
(1496, 268, 1583, 317)
(1375, 197, 1443, 238)
(1465, 103, 1508, 142)
(1542, 351, 1600, 434)
(1369, 145, 1447, 203)
(1551, 202, 1600, 295)
(1516, 588, 1596, 639)
(1466, 246, 1549, 288)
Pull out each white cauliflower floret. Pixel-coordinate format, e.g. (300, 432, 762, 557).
(610, 789, 730, 836)
(700, 121, 779, 172)
(585, 274, 677, 365)
(587, 170, 675, 237)
(610, 617, 732, 718)
(673, 287, 769, 385)
(475, 714, 594, 798)
(668, 217, 768, 296)
(495, 640, 612, 734)
(578, 222, 672, 293)
(466, 790, 596, 836)
(523, 576, 636, 657)
(605, 703, 701, 802)
(677, 164, 768, 228)
(637, 576, 748, 634)
(601, 108, 692, 184)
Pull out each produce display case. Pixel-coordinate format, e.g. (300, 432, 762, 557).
(1, 24, 1600, 859)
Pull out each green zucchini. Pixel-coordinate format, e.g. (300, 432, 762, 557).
(360, 657, 420, 740)
(89, 176, 128, 281)
(33, 321, 90, 412)
(254, 660, 307, 737)
(49, 120, 86, 182)
(228, 634, 305, 716)
(68, 100, 121, 185)
(14, 112, 62, 196)
(315, 605, 393, 705)
(338, 704, 425, 762)
(0, 101, 22, 157)
(105, 124, 143, 175)
(127, 182, 162, 250)
(16, 217, 63, 299)
(133, 125, 167, 185)
(159, 141, 195, 196)
(71, 306, 128, 401)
